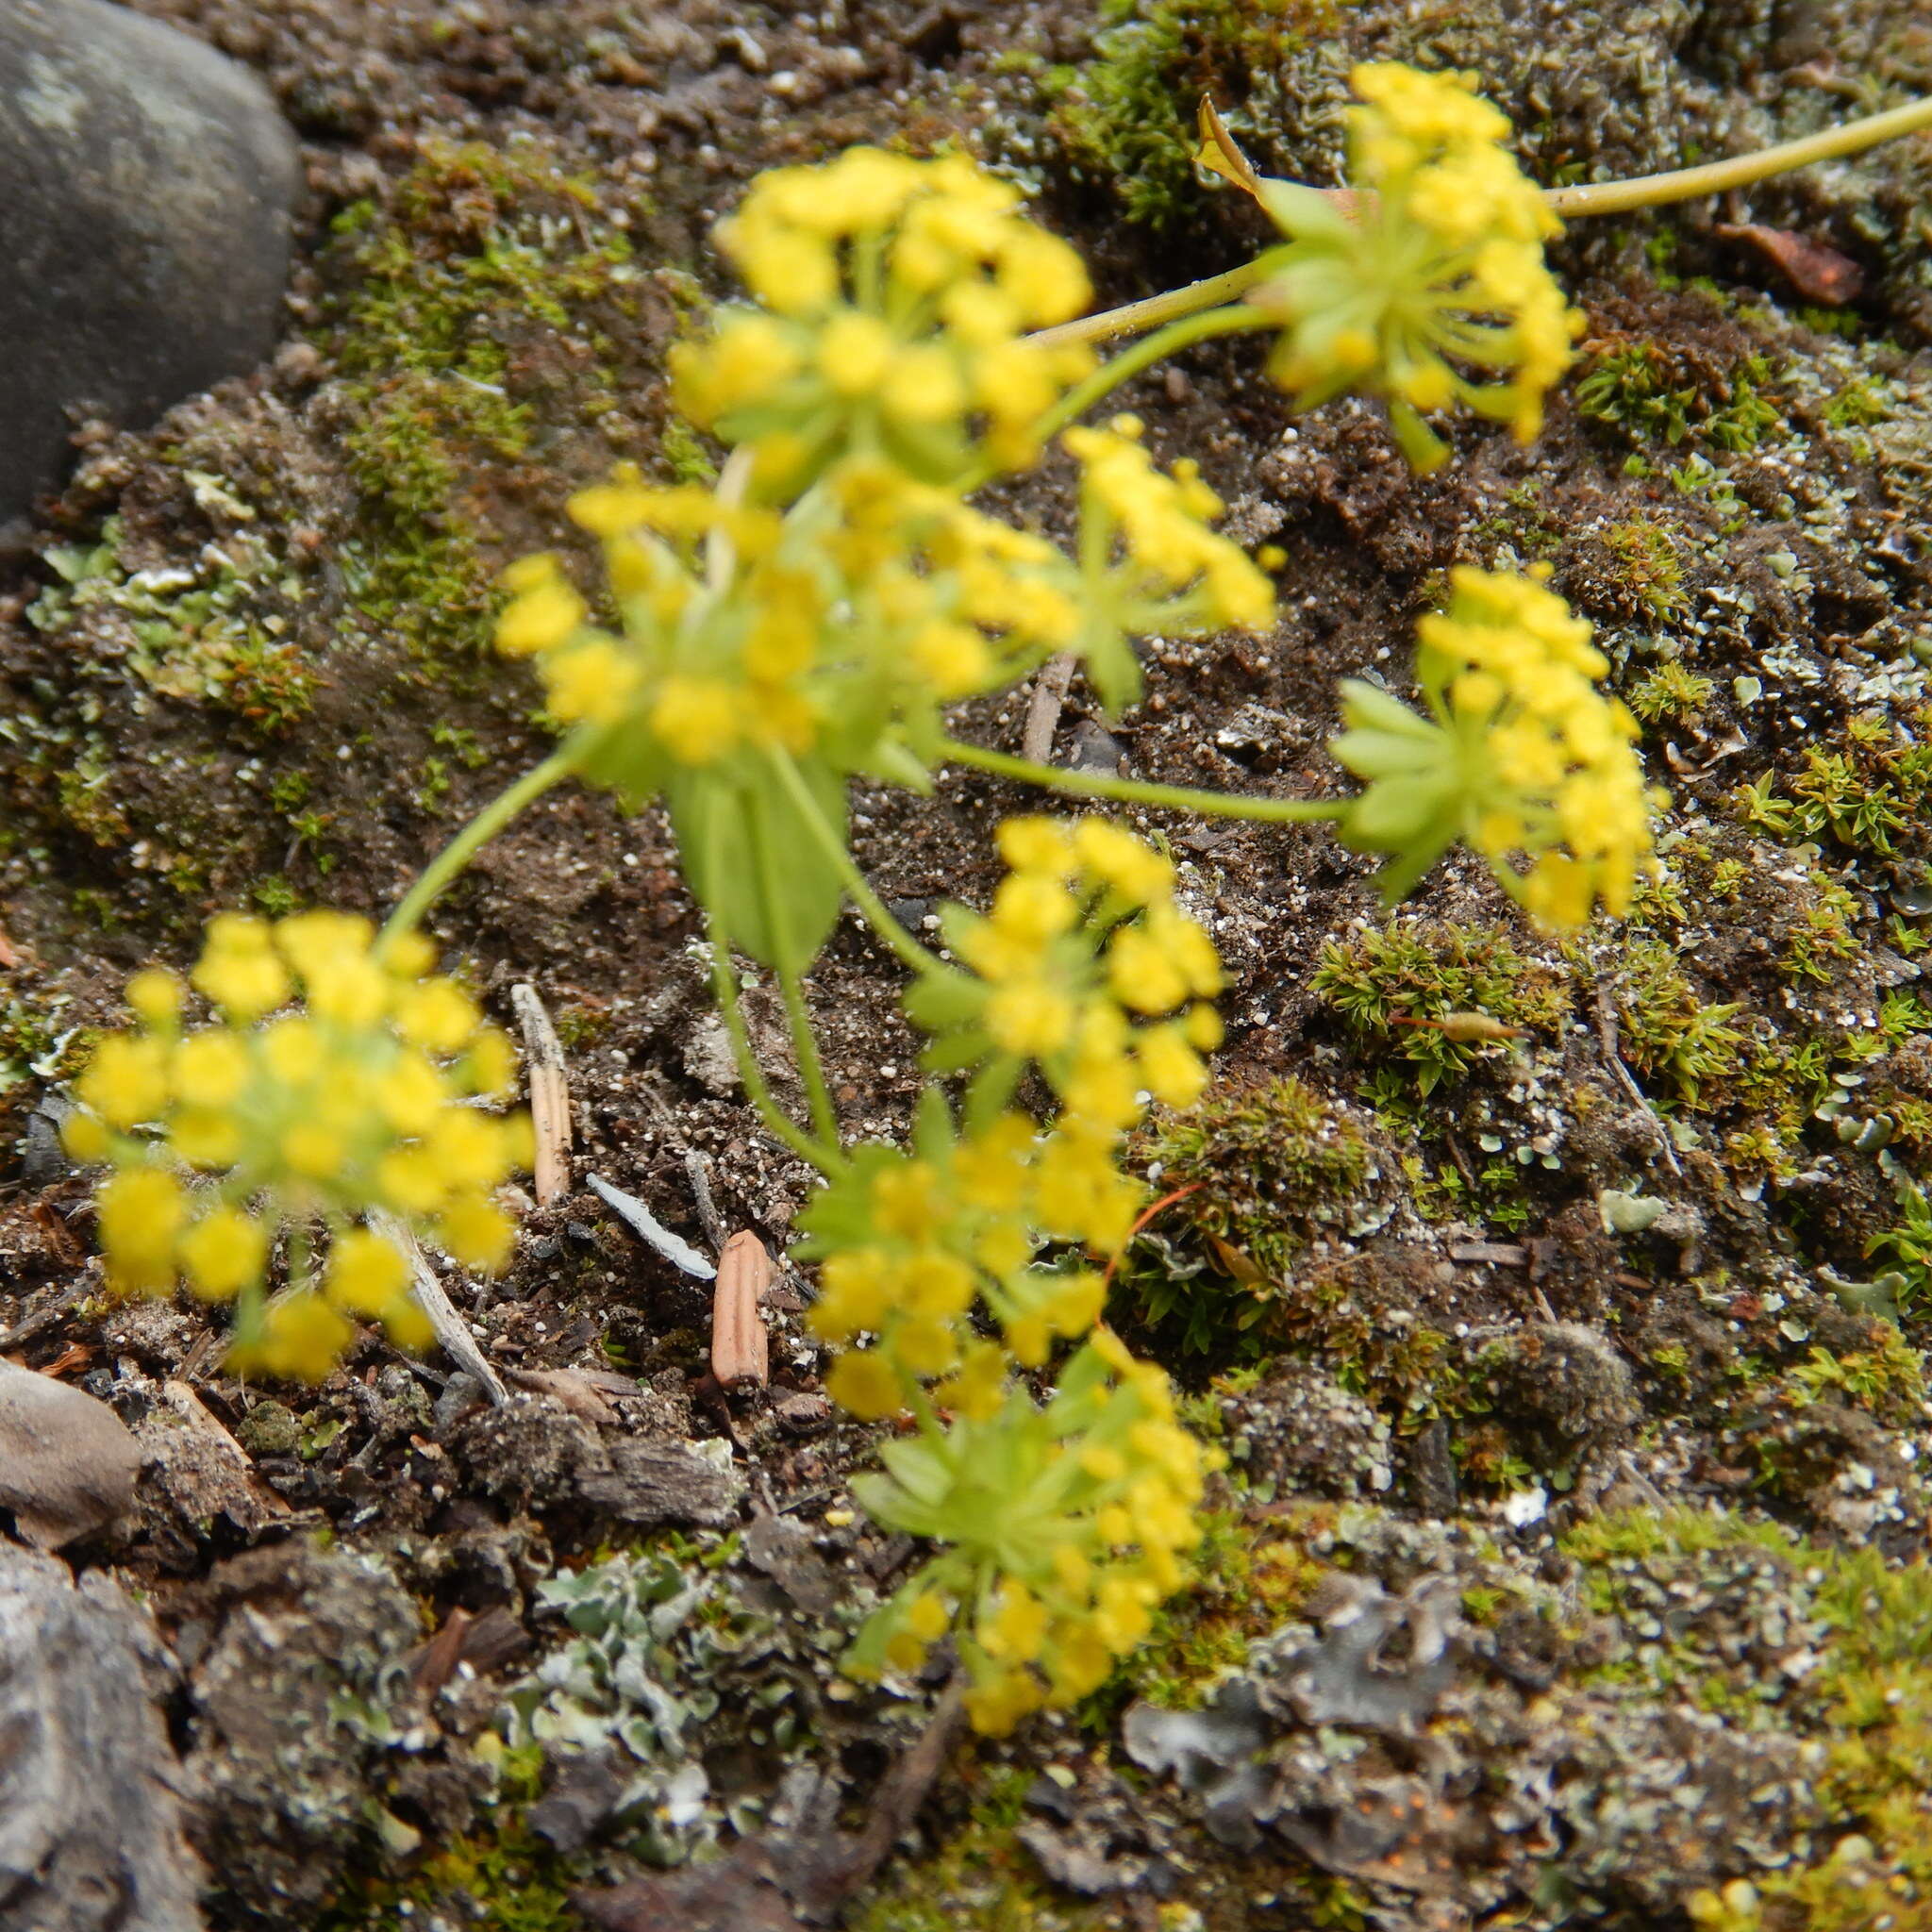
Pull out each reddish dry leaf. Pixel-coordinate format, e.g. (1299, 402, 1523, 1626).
(1714, 222, 1863, 304)
(0, 928, 19, 969)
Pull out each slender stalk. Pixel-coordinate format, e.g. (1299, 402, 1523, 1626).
(1030, 258, 1274, 350)
(1034, 304, 1274, 438)
(1545, 92, 1932, 218)
(1031, 93, 1932, 352)
(765, 748, 939, 975)
(938, 736, 1348, 824)
(778, 966, 841, 1148)
(376, 749, 575, 955)
(704, 912, 840, 1174)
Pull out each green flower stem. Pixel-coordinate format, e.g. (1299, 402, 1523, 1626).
(1032, 93, 1932, 352)
(704, 908, 842, 1174)
(1029, 259, 1274, 350)
(1033, 305, 1275, 443)
(937, 736, 1350, 824)
(1545, 92, 1932, 219)
(777, 965, 841, 1148)
(765, 747, 941, 976)
(376, 748, 576, 957)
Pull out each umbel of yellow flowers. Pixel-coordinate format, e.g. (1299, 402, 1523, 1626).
(670, 145, 1097, 487)
(64, 912, 530, 1381)
(1249, 62, 1584, 471)
(1332, 565, 1662, 926)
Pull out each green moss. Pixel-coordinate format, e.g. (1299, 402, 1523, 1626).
(1628, 660, 1712, 723)
(1113, 1076, 1371, 1355)
(1601, 517, 1690, 624)
(1608, 937, 1745, 1103)
(1092, 1508, 1322, 1718)
(1056, 0, 1335, 230)
(324, 141, 642, 661)
(320, 1748, 582, 1932)
(1738, 716, 1932, 859)
(1312, 918, 1569, 1095)
(848, 1764, 1096, 1932)
(1575, 343, 1784, 453)
(1560, 1507, 1932, 1929)
(659, 411, 719, 486)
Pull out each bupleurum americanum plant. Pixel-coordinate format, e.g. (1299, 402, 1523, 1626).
(60, 66, 1932, 1733)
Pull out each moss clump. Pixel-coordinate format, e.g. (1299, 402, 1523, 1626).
(847, 1765, 1086, 1932)
(1628, 660, 1712, 723)
(1562, 1508, 1932, 1931)
(1312, 918, 1570, 1094)
(1089, 1507, 1323, 1717)
(1738, 712, 1932, 860)
(1575, 341, 1784, 453)
(324, 141, 642, 661)
(319, 1747, 582, 1932)
(1608, 936, 1745, 1103)
(1055, 0, 1338, 230)
(1113, 1076, 1372, 1356)
(1602, 517, 1690, 623)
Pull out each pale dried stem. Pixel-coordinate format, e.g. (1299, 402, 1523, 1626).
(374, 1212, 511, 1406)
(512, 981, 573, 1207)
(1020, 652, 1078, 763)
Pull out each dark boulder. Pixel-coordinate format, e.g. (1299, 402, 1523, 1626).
(0, 0, 298, 529)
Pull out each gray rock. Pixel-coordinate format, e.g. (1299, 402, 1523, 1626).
(0, 1355, 142, 1548)
(0, 0, 298, 525)
(0, 1542, 204, 1932)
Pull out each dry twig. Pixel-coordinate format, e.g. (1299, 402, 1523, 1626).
(512, 982, 573, 1206)
(1019, 651, 1077, 763)
(373, 1212, 510, 1407)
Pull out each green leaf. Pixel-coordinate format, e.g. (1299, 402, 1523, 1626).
(1337, 680, 1438, 740)
(574, 718, 670, 808)
(1072, 611, 1144, 716)
(671, 758, 848, 974)
(903, 961, 984, 1038)
(1257, 182, 1357, 244)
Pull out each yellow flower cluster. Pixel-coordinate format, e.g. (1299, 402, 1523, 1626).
(808, 1111, 1122, 1417)
(66, 913, 528, 1381)
(847, 1329, 1217, 1735)
(918, 815, 1225, 1128)
(1330, 567, 1661, 925)
(1252, 62, 1582, 470)
(495, 480, 827, 771)
(1425, 567, 1659, 924)
(1066, 418, 1275, 695)
(494, 460, 1098, 784)
(670, 147, 1095, 488)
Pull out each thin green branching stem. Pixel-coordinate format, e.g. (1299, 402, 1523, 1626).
(376, 749, 576, 956)
(1033, 305, 1275, 440)
(777, 965, 841, 1148)
(1031, 93, 1932, 352)
(938, 736, 1350, 824)
(704, 909, 841, 1174)
(766, 748, 940, 975)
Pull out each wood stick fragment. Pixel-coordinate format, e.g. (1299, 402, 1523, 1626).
(1020, 652, 1077, 763)
(511, 982, 573, 1206)
(372, 1212, 510, 1407)
(710, 1230, 772, 1390)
